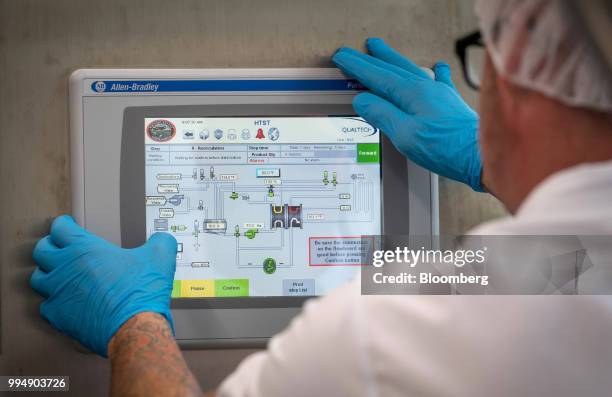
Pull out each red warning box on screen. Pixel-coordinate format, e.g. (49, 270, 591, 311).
(308, 236, 374, 266)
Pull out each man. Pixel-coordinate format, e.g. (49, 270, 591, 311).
(31, 0, 612, 395)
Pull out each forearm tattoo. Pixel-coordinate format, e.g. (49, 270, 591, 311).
(108, 312, 204, 397)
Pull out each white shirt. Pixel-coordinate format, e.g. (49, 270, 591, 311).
(219, 161, 612, 397)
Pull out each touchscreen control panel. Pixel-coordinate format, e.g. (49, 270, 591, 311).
(144, 117, 382, 298)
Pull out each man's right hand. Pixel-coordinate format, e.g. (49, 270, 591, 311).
(333, 38, 484, 192)
(31, 215, 177, 357)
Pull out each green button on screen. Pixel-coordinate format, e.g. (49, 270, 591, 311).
(171, 280, 182, 298)
(357, 143, 380, 163)
(215, 279, 249, 297)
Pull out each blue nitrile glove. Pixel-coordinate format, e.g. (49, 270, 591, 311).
(333, 38, 484, 191)
(30, 215, 177, 357)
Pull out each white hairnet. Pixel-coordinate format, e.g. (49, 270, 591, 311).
(476, 0, 612, 113)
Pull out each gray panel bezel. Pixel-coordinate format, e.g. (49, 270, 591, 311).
(70, 69, 437, 348)
(121, 104, 409, 311)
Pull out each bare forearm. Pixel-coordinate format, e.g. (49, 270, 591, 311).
(108, 312, 203, 397)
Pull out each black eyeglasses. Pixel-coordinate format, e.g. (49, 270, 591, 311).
(455, 30, 485, 90)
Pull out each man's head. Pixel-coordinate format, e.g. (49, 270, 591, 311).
(475, 0, 612, 213)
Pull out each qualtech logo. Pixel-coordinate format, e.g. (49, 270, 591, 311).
(146, 120, 176, 142)
(340, 117, 379, 137)
(93, 81, 106, 92)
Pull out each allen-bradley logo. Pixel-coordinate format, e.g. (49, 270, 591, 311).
(91, 80, 160, 92)
(93, 81, 106, 92)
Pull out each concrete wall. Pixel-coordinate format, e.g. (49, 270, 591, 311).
(0, 0, 506, 394)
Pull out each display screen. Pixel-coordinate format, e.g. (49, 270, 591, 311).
(144, 116, 381, 298)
